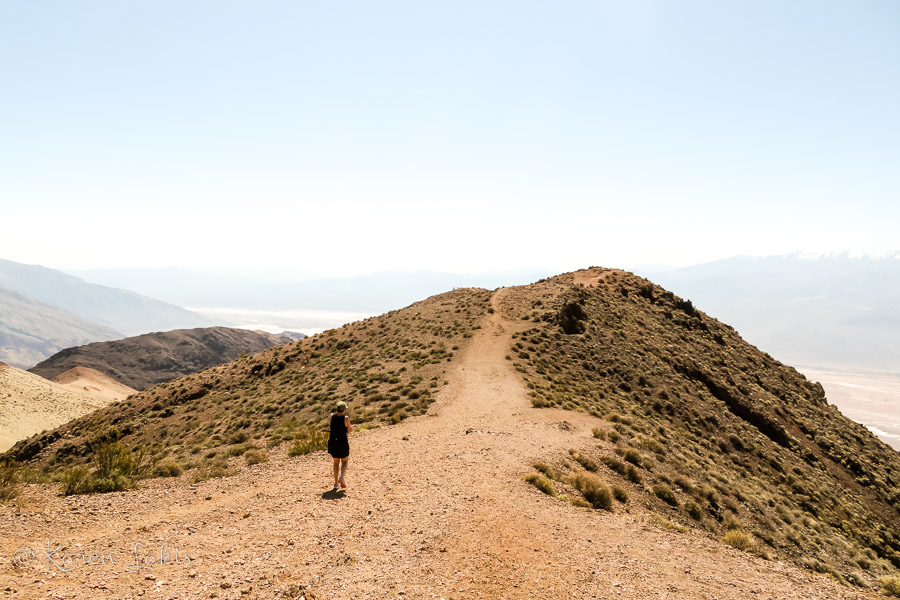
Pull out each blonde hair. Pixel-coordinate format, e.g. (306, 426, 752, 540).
(335, 401, 348, 413)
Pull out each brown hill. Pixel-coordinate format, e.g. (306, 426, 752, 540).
(0, 362, 115, 453)
(28, 326, 293, 390)
(2, 269, 899, 598)
(52, 366, 136, 402)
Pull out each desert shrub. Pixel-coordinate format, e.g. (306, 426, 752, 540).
(697, 485, 720, 508)
(532, 461, 562, 480)
(193, 457, 233, 482)
(650, 514, 688, 533)
(722, 530, 755, 552)
(592, 428, 606, 440)
(228, 443, 255, 457)
(90, 442, 140, 493)
(880, 576, 900, 597)
(645, 439, 666, 456)
(845, 572, 867, 588)
(0, 460, 20, 502)
(653, 484, 679, 506)
(607, 430, 620, 443)
(623, 449, 642, 467)
(685, 500, 703, 520)
(673, 476, 694, 494)
(626, 464, 642, 484)
(154, 459, 183, 478)
(93, 442, 133, 480)
(569, 471, 613, 510)
(91, 471, 132, 494)
(288, 426, 328, 457)
(227, 431, 249, 445)
(570, 450, 597, 472)
(60, 466, 91, 496)
(524, 473, 557, 496)
(723, 512, 744, 530)
(608, 413, 632, 425)
(602, 456, 626, 475)
(566, 495, 592, 508)
(611, 486, 628, 503)
(245, 449, 268, 465)
(60, 442, 154, 495)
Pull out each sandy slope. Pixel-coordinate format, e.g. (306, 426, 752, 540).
(0, 290, 879, 599)
(52, 367, 137, 403)
(0, 363, 114, 453)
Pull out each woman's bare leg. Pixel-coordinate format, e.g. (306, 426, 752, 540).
(332, 458, 340, 486)
(339, 458, 349, 486)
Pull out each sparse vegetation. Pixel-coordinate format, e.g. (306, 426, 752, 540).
(244, 449, 268, 465)
(504, 268, 900, 585)
(524, 473, 557, 496)
(7, 267, 900, 589)
(154, 459, 183, 478)
(685, 500, 703, 520)
(611, 485, 628, 503)
(881, 575, 900, 597)
(652, 484, 679, 507)
(532, 461, 563, 480)
(13, 288, 492, 490)
(288, 427, 328, 457)
(569, 449, 597, 472)
(192, 456, 234, 483)
(57, 440, 154, 495)
(569, 471, 613, 510)
(722, 530, 755, 552)
(0, 460, 20, 502)
(650, 514, 688, 533)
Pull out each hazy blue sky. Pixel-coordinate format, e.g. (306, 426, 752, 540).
(2, 1, 898, 276)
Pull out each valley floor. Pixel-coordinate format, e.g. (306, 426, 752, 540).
(0, 289, 880, 599)
(798, 368, 900, 452)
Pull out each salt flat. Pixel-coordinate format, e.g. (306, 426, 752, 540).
(800, 367, 900, 451)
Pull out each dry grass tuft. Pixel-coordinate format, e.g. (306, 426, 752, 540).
(722, 530, 756, 552)
(524, 473, 557, 496)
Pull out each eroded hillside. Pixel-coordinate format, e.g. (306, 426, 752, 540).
(500, 268, 900, 586)
(3, 271, 899, 596)
(11, 289, 491, 470)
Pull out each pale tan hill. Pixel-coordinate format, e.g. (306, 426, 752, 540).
(0, 362, 114, 453)
(52, 366, 136, 402)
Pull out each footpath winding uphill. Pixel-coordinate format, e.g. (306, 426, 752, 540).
(0, 289, 877, 599)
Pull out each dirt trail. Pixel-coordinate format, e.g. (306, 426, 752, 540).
(0, 289, 877, 599)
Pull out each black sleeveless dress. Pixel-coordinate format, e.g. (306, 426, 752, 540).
(328, 413, 350, 459)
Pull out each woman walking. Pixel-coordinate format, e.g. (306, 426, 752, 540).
(328, 401, 352, 491)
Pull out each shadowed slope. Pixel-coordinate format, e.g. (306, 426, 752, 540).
(501, 267, 900, 585)
(29, 326, 295, 390)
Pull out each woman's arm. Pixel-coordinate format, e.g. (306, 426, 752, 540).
(345, 415, 353, 433)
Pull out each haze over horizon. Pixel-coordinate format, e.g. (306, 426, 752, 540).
(2, 1, 898, 277)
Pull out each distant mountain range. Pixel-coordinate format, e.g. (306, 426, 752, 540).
(13, 255, 899, 374)
(637, 252, 900, 373)
(29, 326, 298, 390)
(0, 259, 213, 336)
(0, 286, 122, 368)
(0, 259, 214, 368)
(71, 267, 555, 313)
